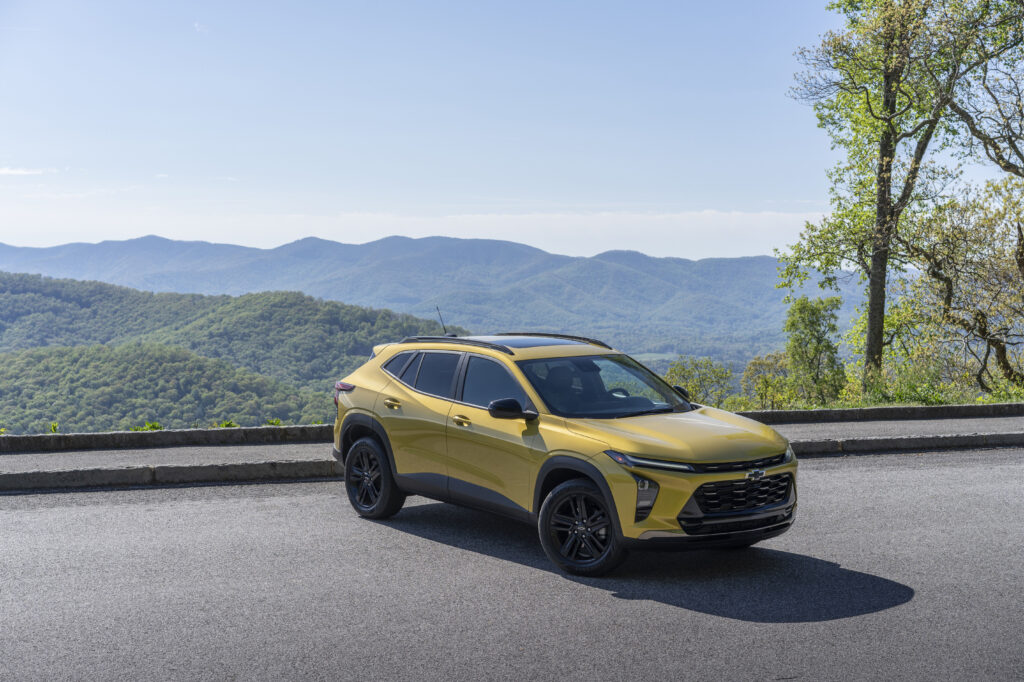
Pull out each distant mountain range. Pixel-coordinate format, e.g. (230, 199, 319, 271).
(0, 235, 862, 364)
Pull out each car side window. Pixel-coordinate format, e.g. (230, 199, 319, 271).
(382, 351, 415, 377)
(413, 352, 461, 399)
(461, 356, 529, 409)
(398, 353, 422, 384)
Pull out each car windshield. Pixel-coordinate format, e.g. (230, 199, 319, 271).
(516, 354, 691, 419)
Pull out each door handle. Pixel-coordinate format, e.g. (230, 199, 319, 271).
(452, 415, 472, 427)
(382, 398, 401, 409)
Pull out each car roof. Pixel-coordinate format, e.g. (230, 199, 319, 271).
(391, 334, 618, 360)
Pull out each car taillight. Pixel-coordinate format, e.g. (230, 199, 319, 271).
(333, 381, 356, 405)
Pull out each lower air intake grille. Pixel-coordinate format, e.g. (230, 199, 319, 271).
(693, 474, 791, 514)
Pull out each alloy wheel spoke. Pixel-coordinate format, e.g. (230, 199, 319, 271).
(560, 533, 578, 558)
(585, 532, 607, 555)
(551, 513, 575, 531)
(580, 535, 602, 558)
(357, 481, 370, 506)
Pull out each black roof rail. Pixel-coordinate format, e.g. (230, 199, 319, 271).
(495, 332, 612, 349)
(399, 336, 515, 355)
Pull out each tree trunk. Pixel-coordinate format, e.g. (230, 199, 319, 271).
(863, 237, 890, 381)
(863, 33, 899, 386)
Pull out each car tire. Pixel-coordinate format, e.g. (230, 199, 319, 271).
(538, 479, 628, 576)
(344, 436, 406, 519)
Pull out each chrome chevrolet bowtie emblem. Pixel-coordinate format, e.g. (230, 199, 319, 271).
(746, 469, 766, 481)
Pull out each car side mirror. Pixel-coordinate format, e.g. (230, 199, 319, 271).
(673, 385, 691, 401)
(488, 397, 538, 421)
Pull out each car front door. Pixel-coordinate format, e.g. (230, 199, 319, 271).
(376, 350, 462, 498)
(445, 354, 545, 518)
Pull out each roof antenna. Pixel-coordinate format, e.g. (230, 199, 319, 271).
(436, 306, 455, 336)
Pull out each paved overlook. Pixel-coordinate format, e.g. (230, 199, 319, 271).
(2, 448, 1023, 680)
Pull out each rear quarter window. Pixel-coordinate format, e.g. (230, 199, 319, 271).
(382, 351, 415, 377)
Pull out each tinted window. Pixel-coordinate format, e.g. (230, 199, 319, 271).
(517, 354, 689, 418)
(399, 353, 422, 384)
(383, 351, 414, 377)
(462, 356, 529, 409)
(414, 352, 461, 398)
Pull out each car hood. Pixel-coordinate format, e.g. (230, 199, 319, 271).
(567, 406, 787, 463)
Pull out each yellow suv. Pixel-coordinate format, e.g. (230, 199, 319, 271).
(333, 334, 797, 576)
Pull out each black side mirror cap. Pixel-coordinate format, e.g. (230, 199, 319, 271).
(673, 385, 691, 401)
(488, 397, 538, 421)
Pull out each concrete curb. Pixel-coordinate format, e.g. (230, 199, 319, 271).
(3, 431, 1023, 494)
(0, 458, 344, 493)
(740, 402, 1024, 424)
(790, 431, 1024, 457)
(0, 424, 333, 454)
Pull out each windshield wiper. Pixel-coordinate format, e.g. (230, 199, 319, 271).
(617, 406, 676, 418)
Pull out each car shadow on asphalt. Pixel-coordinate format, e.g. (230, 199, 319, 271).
(382, 501, 915, 623)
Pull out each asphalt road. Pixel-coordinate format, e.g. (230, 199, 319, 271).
(2, 448, 1022, 681)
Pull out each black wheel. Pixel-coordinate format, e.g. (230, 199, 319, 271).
(344, 437, 405, 519)
(538, 479, 628, 576)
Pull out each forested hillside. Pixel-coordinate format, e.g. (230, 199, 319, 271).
(0, 236, 863, 363)
(0, 344, 329, 433)
(0, 271, 462, 391)
(0, 272, 467, 433)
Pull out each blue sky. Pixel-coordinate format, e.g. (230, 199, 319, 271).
(0, 1, 844, 257)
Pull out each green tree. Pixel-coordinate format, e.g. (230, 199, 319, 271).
(664, 356, 734, 408)
(784, 0, 1024, 385)
(741, 352, 791, 410)
(898, 178, 1024, 388)
(785, 297, 847, 405)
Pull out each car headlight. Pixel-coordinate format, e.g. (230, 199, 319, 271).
(783, 444, 796, 463)
(604, 450, 695, 472)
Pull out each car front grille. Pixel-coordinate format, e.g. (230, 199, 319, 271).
(692, 473, 791, 514)
(690, 452, 786, 473)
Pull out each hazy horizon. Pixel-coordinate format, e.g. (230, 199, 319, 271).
(0, 0, 839, 259)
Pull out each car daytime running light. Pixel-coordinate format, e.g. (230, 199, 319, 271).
(603, 450, 695, 472)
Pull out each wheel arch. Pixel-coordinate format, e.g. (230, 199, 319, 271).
(534, 455, 624, 538)
(339, 412, 398, 478)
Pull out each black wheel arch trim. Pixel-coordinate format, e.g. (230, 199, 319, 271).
(339, 412, 400, 480)
(534, 455, 624, 539)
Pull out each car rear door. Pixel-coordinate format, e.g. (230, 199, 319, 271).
(375, 350, 462, 498)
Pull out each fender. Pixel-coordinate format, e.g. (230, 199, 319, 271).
(339, 411, 448, 502)
(339, 412, 400, 479)
(534, 455, 624, 539)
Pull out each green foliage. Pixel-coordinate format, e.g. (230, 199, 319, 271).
(740, 352, 792, 410)
(664, 356, 734, 408)
(48, 422, 59, 433)
(785, 0, 1024, 380)
(0, 272, 462, 393)
(0, 344, 331, 434)
(264, 418, 283, 426)
(212, 420, 239, 428)
(130, 421, 164, 431)
(0, 426, 6, 435)
(784, 297, 847, 405)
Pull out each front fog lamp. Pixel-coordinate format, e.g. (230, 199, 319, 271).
(634, 476, 659, 521)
